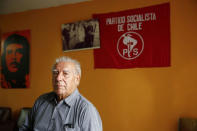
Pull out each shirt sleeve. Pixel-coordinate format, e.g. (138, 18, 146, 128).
(19, 109, 34, 131)
(19, 98, 40, 131)
(81, 104, 103, 131)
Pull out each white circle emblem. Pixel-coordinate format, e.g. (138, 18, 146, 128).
(117, 32, 144, 60)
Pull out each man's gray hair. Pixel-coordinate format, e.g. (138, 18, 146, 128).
(52, 56, 81, 77)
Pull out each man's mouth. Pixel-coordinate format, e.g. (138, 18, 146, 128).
(57, 84, 64, 87)
(10, 62, 19, 67)
(56, 83, 66, 87)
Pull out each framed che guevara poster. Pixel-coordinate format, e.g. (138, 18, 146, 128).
(61, 19, 100, 52)
(0, 30, 30, 89)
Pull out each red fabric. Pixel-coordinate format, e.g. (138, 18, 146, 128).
(93, 3, 170, 68)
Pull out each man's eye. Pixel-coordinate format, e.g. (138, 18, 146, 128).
(7, 50, 12, 54)
(63, 72, 68, 76)
(16, 49, 23, 54)
(53, 71, 59, 75)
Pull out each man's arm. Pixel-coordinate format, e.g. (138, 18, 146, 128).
(81, 104, 102, 131)
(19, 97, 41, 131)
(19, 108, 34, 131)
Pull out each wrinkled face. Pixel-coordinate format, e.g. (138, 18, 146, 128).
(52, 62, 80, 98)
(5, 43, 24, 72)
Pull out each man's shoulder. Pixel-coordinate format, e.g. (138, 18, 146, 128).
(76, 93, 96, 110)
(32, 92, 55, 109)
(76, 93, 102, 127)
(36, 91, 55, 101)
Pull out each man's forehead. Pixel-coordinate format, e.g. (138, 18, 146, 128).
(54, 62, 75, 70)
(6, 43, 23, 49)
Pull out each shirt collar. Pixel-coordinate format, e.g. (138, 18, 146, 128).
(49, 89, 79, 106)
(48, 92, 57, 102)
(64, 88, 79, 106)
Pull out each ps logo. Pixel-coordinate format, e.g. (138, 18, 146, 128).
(117, 32, 144, 60)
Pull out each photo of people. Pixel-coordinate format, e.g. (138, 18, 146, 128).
(0, 30, 30, 88)
(61, 19, 100, 52)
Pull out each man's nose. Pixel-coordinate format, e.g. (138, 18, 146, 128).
(10, 52, 17, 59)
(56, 72, 63, 81)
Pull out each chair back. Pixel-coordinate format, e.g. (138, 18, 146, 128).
(179, 117, 197, 131)
(0, 107, 12, 122)
(17, 107, 31, 128)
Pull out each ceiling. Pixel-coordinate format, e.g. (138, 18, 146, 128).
(0, 0, 90, 15)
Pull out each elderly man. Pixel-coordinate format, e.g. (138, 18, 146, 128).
(20, 56, 102, 131)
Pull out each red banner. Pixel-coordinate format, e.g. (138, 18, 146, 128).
(93, 3, 170, 68)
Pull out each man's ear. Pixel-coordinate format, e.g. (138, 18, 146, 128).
(75, 74, 81, 86)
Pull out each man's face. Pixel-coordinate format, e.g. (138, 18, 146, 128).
(5, 43, 24, 72)
(52, 61, 80, 98)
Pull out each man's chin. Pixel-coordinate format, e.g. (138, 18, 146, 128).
(55, 88, 65, 94)
(8, 67, 18, 72)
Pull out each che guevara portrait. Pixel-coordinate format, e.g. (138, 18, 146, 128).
(0, 30, 30, 89)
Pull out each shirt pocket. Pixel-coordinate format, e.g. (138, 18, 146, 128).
(63, 124, 80, 131)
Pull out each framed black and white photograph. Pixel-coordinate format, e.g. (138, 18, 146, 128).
(61, 19, 100, 52)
